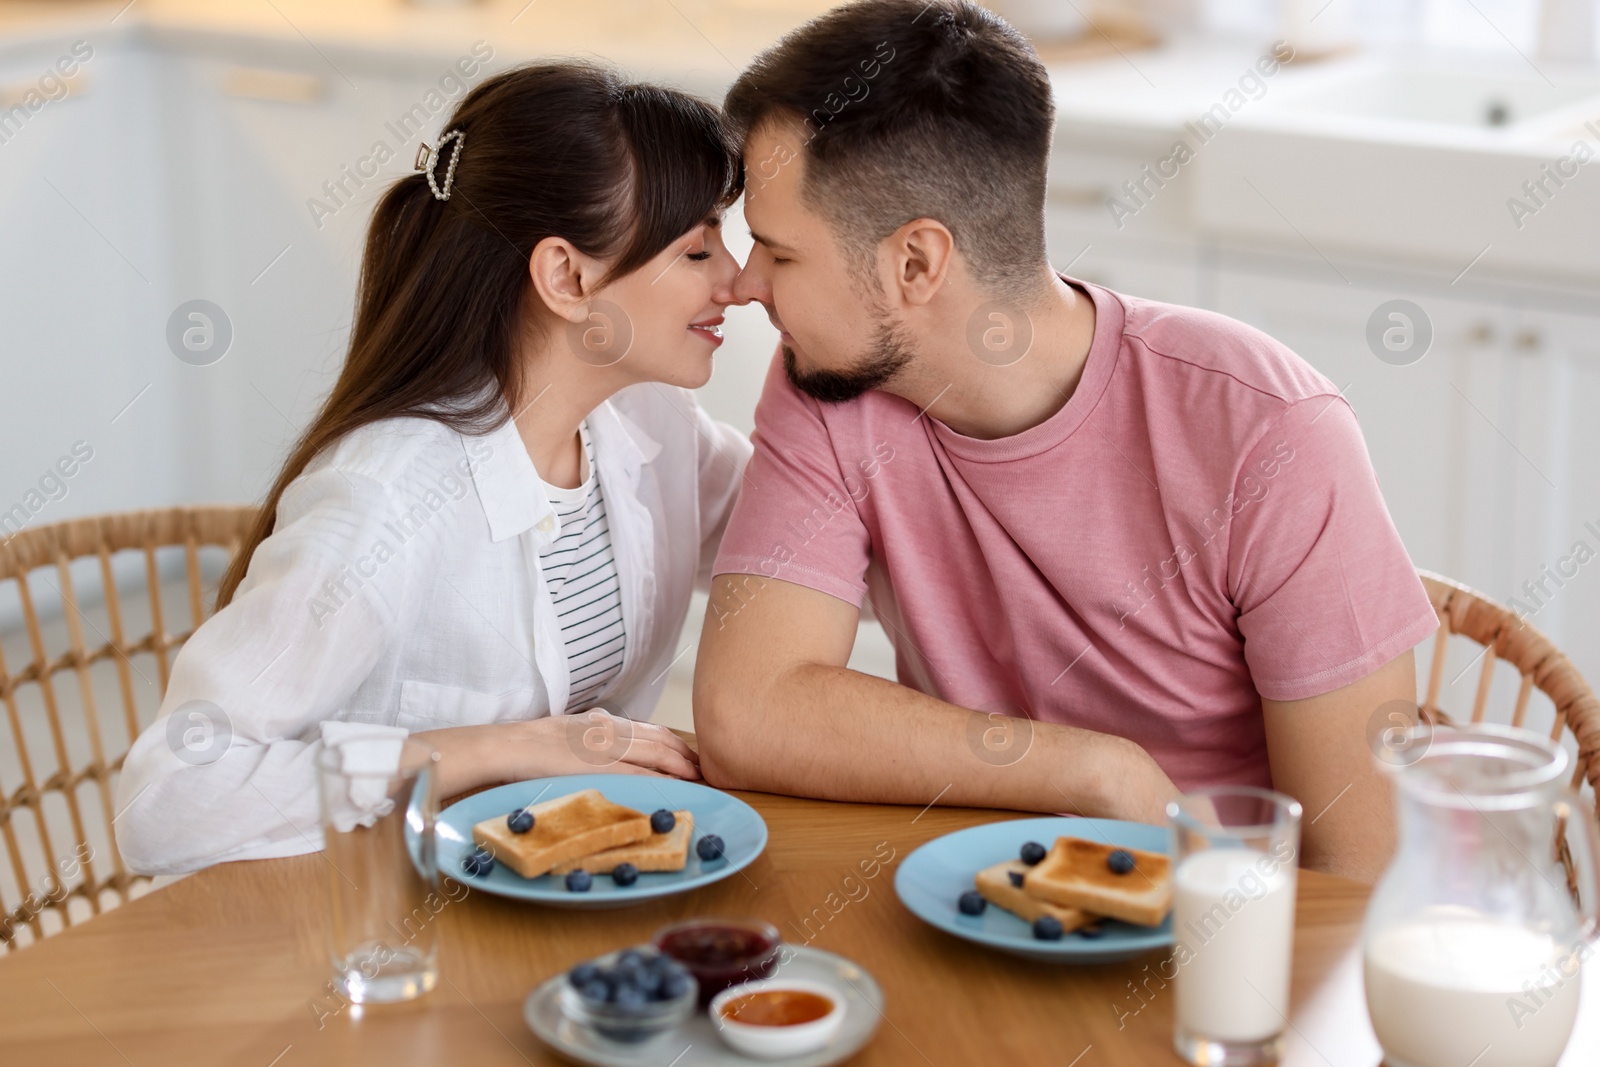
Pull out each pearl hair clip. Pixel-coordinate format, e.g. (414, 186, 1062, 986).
(413, 129, 466, 201)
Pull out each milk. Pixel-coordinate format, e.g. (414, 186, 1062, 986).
(1172, 848, 1297, 1043)
(1364, 915, 1580, 1067)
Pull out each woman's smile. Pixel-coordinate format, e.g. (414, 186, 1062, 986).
(689, 315, 726, 346)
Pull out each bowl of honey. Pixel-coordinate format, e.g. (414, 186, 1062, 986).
(708, 978, 845, 1059)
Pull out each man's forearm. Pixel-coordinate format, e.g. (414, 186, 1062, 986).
(696, 661, 1178, 822)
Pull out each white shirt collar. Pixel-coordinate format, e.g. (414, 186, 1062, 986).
(466, 389, 662, 544)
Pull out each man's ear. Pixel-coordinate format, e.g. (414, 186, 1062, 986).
(885, 218, 954, 308)
(528, 237, 603, 323)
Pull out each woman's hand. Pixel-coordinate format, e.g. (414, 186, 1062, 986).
(506, 709, 702, 781)
(413, 710, 701, 799)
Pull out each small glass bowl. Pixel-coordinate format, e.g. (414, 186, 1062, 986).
(557, 947, 698, 1044)
(652, 918, 782, 1007)
(711, 978, 847, 1060)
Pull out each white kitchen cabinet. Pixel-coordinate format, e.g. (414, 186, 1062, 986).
(0, 33, 186, 526)
(151, 42, 501, 505)
(1046, 134, 1206, 307)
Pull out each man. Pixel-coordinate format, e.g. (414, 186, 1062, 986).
(693, 0, 1437, 881)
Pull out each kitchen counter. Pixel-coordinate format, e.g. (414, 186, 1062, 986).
(0, 0, 828, 91)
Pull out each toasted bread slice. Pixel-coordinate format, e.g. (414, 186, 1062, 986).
(471, 788, 652, 879)
(550, 810, 695, 875)
(975, 860, 1094, 929)
(1023, 837, 1172, 927)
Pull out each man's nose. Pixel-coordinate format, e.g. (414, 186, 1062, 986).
(730, 258, 771, 309)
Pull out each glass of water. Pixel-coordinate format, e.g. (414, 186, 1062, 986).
(317, 735, 441, 1003)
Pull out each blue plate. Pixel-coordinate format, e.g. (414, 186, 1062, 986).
(432, 775, 767, 909)
(895, 817, 1173, 963)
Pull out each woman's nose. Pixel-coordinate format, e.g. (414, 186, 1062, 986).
(709, 245, 742, 307)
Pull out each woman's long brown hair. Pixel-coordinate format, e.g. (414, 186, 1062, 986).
(216, 62, 743, 609)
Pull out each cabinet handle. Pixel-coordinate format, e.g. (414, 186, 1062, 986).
(222, 67, 325, 104)
(1049, 184, 1113, 208)
(1467, 320, 1495, 345)
(0, 70, 89, 107)
(1514, 328, 1542, 352)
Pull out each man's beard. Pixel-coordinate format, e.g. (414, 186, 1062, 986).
(782, 314, 914, 404)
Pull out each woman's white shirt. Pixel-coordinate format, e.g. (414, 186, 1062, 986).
(113, 384, 750, 875)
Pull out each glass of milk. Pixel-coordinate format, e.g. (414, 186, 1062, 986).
(1167, 787, 1303, 1067)
(1362, 724, 1600, 1067)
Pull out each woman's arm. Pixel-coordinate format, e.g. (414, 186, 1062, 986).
(115, 461, 703, 874)
(114, 467, 435, 875)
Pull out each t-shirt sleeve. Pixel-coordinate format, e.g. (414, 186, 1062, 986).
(710, 350, 872, 608)
(692, 397, 753, 590)
(1227, 394, 1439, 702)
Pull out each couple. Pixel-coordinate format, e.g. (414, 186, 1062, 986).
(116, 0, 1436, 884)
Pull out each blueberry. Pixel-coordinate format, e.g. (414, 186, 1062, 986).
(634, 967, 663, 997)
(648, 958, 682, 992)
(1077, 923, 1105, 939)
(616, 948, 647, 968)
(1019, 841, 1046, 865)
(696, 834, 725, 862)
(659, 969, 691, 1001)
(1107, 849, 1135, 875)
(1007, 869, 1025, 888)
(568, 961, 602, 989)
(566, 869, 593, 892)
(506, 808, 535, 833)
(650, 809, 676, 834)
(1033, 915, 1064, 941)
(461, 847, 494, 877)
(958, 890, 987, 915)
(612, 862, 639, 887)
(578, 978, 611, 1003)
(614, 985, 648, 1013)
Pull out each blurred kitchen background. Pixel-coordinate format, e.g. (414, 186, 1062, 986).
(1, 0, 1598, 740)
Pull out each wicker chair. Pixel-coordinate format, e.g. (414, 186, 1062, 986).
(1418, 570, 1600, 793)
(1417, 569, 1600, 905)
(0, 506, 256, 953)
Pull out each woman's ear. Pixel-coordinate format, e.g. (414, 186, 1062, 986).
(528, 237, 601, 323)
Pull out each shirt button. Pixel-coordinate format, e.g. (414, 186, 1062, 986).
(537, 515, 555, 533)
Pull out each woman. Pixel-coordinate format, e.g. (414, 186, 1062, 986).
(115, 62, 749, 875)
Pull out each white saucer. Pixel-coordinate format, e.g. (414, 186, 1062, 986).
(524, 944, 883, 1066)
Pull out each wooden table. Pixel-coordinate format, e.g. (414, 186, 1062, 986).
(2, 768, 1596, 1066)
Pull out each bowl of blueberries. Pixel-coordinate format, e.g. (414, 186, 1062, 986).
(558, 946, 699, 1044)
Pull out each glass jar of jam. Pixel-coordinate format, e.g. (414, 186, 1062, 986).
(651, 919, 782, 1007)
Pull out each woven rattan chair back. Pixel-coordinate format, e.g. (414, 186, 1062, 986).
(1418, 569, 1600, 907)
(0, 506, 255, 952)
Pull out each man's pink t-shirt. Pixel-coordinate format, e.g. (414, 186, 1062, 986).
(710, 278, 1439, 791)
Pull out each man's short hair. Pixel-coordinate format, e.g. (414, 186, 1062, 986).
(725, 0, 1056, 300)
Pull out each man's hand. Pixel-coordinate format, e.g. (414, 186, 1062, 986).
(1261, 650, 1411, 882)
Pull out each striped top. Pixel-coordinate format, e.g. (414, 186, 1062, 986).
(537, 421, 626, 711)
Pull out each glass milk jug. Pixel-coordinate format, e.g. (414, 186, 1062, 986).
(1363, 724, 1600, 1067)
